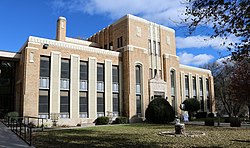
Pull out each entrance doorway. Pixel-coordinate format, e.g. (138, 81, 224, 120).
(0, 60, 16, 118)
(154, 91, 165, 99)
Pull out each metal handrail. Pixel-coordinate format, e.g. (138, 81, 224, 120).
(10, 118, 32, 146)
(7, 116, 46, 146)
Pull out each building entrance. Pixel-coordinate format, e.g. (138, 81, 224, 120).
(0, 60, 16, 118)
(154, 91, 165, 99)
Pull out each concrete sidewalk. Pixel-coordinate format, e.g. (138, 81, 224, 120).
(184, 121, 250, 128)
(0, 122, 32, 147)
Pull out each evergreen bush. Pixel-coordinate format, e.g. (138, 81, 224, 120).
(95, 117, 109, 125)
(196, 112, 207, 119)
(205, 118, 214, 126)
(115, 117, 128, 124)
(230, 118, 241, 127)
(145, 98, 175, 124)
(208, 113, 215, 118)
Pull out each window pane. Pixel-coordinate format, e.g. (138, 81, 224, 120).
(112, 66, 119, 83)
(136, 95, 141, 114)
(40, 57, 50, 77)
(80, 92, 88, 113)
(136, 66, 141, 84)
(193, 77, 197, 96)
(97, 93, 104, 112)
(113, 94, 119, 112)
(153, 41, 156, 54)
(60, 91, 69, 113)
(39, 90, 49, 113)
(185, 75, 189, 97)
(148, 39, 151, 54)
(80, 62, 88, 80)
(61, 59, 70, 78)
(200, 78, 203, 96)
(157, 42, 161, 56)
(97, 64, 104, 81)
(171, 70, 175, 96)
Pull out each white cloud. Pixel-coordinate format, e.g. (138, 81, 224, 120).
(51, 0, 186, 26)
(176, 35, 240, 50)
(178, 52, 214, 66)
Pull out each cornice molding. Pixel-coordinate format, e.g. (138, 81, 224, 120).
(179, 64, 211, 74)
(28, 36, 120, 57)
(113, 14, 175, 33)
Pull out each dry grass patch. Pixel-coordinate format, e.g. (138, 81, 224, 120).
(33, 124, 250, 147)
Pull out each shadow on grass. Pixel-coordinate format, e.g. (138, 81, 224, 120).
(33, 128, 174, 148)
(231, 139, 250, 143)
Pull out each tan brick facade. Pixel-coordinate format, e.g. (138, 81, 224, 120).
(0, 14, 215, 126)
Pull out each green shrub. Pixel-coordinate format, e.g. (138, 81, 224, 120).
(208, 113, 215, 118)
(230, 118, 241, 127)
(115, 117, 128, 124)
(205, 118, 214, 126)
(196, 112, 207, 119)
(224, 117, 231, 123)
(182, 98, 200, 113)
(145, 98, 175, 124)
(95, 117, 110, 125)
(5, 112, 19, 121)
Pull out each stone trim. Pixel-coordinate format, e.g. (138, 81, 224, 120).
(0, 50, 20, 59)
(179, 64, 211, 74)
(28, 36, 120, 57)
(163, 53, 179, 61)
(65, 37, 100, 47)
(113, 14, 175, 33)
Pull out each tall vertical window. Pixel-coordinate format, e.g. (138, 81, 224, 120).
(170, 70, 175, 112)
(170, 70, 175, 96)
(97, 64, 104, 91)
(79, 61, 88, 118)
(136, 66, 141, 94)
(60, 91, 69, 118)
(97, 93, 104, 117)
(200, 78, 204, 111)
(157, 42, 161, 56)
(193, 76, 197, 98)
(40, 57, 50, 89)
(136, 95, 141, 115)
(185, 75, 189, 99)
(80, 62, 88, 91)
(79, 92, 88, 118)
(39, 90, 49, 118)
(148, 39, 151, 54)
(39, 56, 50, 118)
(97, 63, 104, 117)
(153, 41, 156, 55)
(112, 66, 119, 116)
(206, 78, 210, 112)
(60, 59, 70, 89)
(136, 65, 142, 116)
(112, 66, 119, 92)
(117, 36, 123, 48)
(60, 59, 70, 118)
(113, 93, 119, 116)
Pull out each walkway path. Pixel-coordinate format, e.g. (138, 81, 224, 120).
(0, 122, 32, 147)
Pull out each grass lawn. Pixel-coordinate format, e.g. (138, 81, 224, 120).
(33, 123, 250, 147)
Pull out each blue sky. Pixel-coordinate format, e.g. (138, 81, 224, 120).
(0, 0, 237, 67)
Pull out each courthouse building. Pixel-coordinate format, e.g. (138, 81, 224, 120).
(0, 14, 214, 125)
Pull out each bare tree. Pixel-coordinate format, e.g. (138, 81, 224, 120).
(185, 0, 250, 57)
